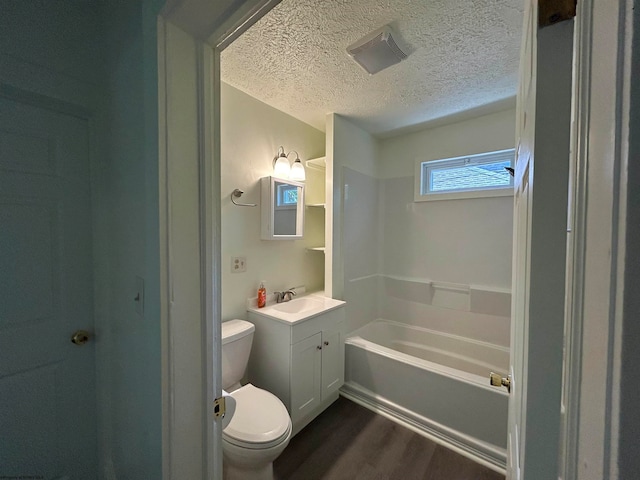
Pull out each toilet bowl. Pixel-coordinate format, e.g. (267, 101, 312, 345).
(223, 384, 291, 480)
(221, 320, 292, 480)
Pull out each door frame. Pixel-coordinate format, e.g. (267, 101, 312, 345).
(158, 1, 281, 479)
(560, 0, 633, 478)
(157, 0, 634, 478)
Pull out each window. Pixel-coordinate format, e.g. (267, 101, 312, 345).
(415, 149, 515, 201)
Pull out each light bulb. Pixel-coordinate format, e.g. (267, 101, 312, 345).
(290, 158, 306, 181)
(273, 154, 291, 178)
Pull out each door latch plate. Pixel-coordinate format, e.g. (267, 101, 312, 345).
(214, 396, 226, 419)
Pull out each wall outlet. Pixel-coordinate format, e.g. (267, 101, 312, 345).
(231, 256, 246, 273)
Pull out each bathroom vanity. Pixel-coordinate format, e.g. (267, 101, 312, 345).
(247, 294, 346, 435)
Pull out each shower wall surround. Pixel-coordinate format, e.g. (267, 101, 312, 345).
(334, 109, 516, 345)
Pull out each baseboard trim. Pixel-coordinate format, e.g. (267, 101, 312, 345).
(340, 383, 506, 475)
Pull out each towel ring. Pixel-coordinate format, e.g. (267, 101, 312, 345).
(231, 189, 257, 207)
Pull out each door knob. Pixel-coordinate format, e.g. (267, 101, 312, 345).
(71, 330, 91, 346)
(490, 372, 511, 393)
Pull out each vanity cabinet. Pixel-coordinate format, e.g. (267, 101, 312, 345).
(247, 302, 345, 435)
(290, 326, 343, 422)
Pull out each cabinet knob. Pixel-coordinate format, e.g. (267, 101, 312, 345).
(317, 345, 322, 350)
(324, 341, 329, 346)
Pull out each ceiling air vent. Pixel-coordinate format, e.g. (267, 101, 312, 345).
(347, 26, 408, 75)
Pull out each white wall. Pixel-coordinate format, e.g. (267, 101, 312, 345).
(221, 83, 325, 321)
(97, 2, 164, 478)
(378, 109, 517, 180)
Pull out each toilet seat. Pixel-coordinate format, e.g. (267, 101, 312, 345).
(223, 384, 291, 450)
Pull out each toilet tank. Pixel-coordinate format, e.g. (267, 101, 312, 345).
(221, 319, 255, 390)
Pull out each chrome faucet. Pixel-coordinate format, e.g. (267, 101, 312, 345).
(283, 288, 297, 302)
(274, 288, 297, 303)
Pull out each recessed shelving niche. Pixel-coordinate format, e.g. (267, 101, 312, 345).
(305, 157, 327, 272)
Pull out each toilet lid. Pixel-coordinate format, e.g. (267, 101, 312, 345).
(223, 384, 291, 449)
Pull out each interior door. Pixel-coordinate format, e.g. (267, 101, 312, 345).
(505, 2, 574, 479)
(507, 3, 536, 477)
(0, 93, 97, 479)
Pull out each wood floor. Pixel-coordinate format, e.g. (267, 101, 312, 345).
(274, 397, 504, 480)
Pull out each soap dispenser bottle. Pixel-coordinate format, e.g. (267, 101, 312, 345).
(257, 281, 266, 308)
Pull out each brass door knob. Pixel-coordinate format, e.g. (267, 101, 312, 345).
(490, 372, 511, 393)
(71, 330, 90, 345)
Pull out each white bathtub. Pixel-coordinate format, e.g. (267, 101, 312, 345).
(342, 319, 509, 471)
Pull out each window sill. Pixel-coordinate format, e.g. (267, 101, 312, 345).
(414, 188, 514, 202)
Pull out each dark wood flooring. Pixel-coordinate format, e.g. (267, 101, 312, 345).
(274, 397, 504, 480)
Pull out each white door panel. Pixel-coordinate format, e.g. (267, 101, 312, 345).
(320, 327, 343, 400)
(0, 96, 96, 479)
(291, 332, 322, 423)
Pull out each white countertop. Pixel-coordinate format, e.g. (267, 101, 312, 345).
(247, 292, 345, 324)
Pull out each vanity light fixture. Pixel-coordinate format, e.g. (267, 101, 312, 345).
(272, 146, 306, 181)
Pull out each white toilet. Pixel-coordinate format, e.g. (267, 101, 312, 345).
(221, 319, 292, 480)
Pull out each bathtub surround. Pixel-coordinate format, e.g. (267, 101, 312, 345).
(325, 114, 380, 302)
(376, 174, 512, 345)
(341, 168, 382, 333)
(346, 274, 511, 346)
(380, 177, 513, 288)
(380, 279, 511, 346)
(327, 109, 515, 340)
(221, 83, 325, 321)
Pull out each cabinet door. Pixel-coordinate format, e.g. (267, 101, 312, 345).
(321, 327, 344, 400)
(290, 332, 322, 424)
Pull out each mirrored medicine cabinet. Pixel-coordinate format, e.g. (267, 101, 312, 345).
(260, 176, 305, 240)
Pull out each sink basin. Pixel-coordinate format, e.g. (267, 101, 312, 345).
(248, 293, 346, 324)
(272, 297, 323, 314)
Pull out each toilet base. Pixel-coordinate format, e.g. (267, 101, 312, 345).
(224, 460, 273, 480)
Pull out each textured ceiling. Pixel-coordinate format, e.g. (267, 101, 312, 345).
(221, 0, 523, 136)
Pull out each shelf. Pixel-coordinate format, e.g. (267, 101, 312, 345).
(306, 203, 326, 208)
(306, 247, 325, 253)
(306, 156, 326, 170)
